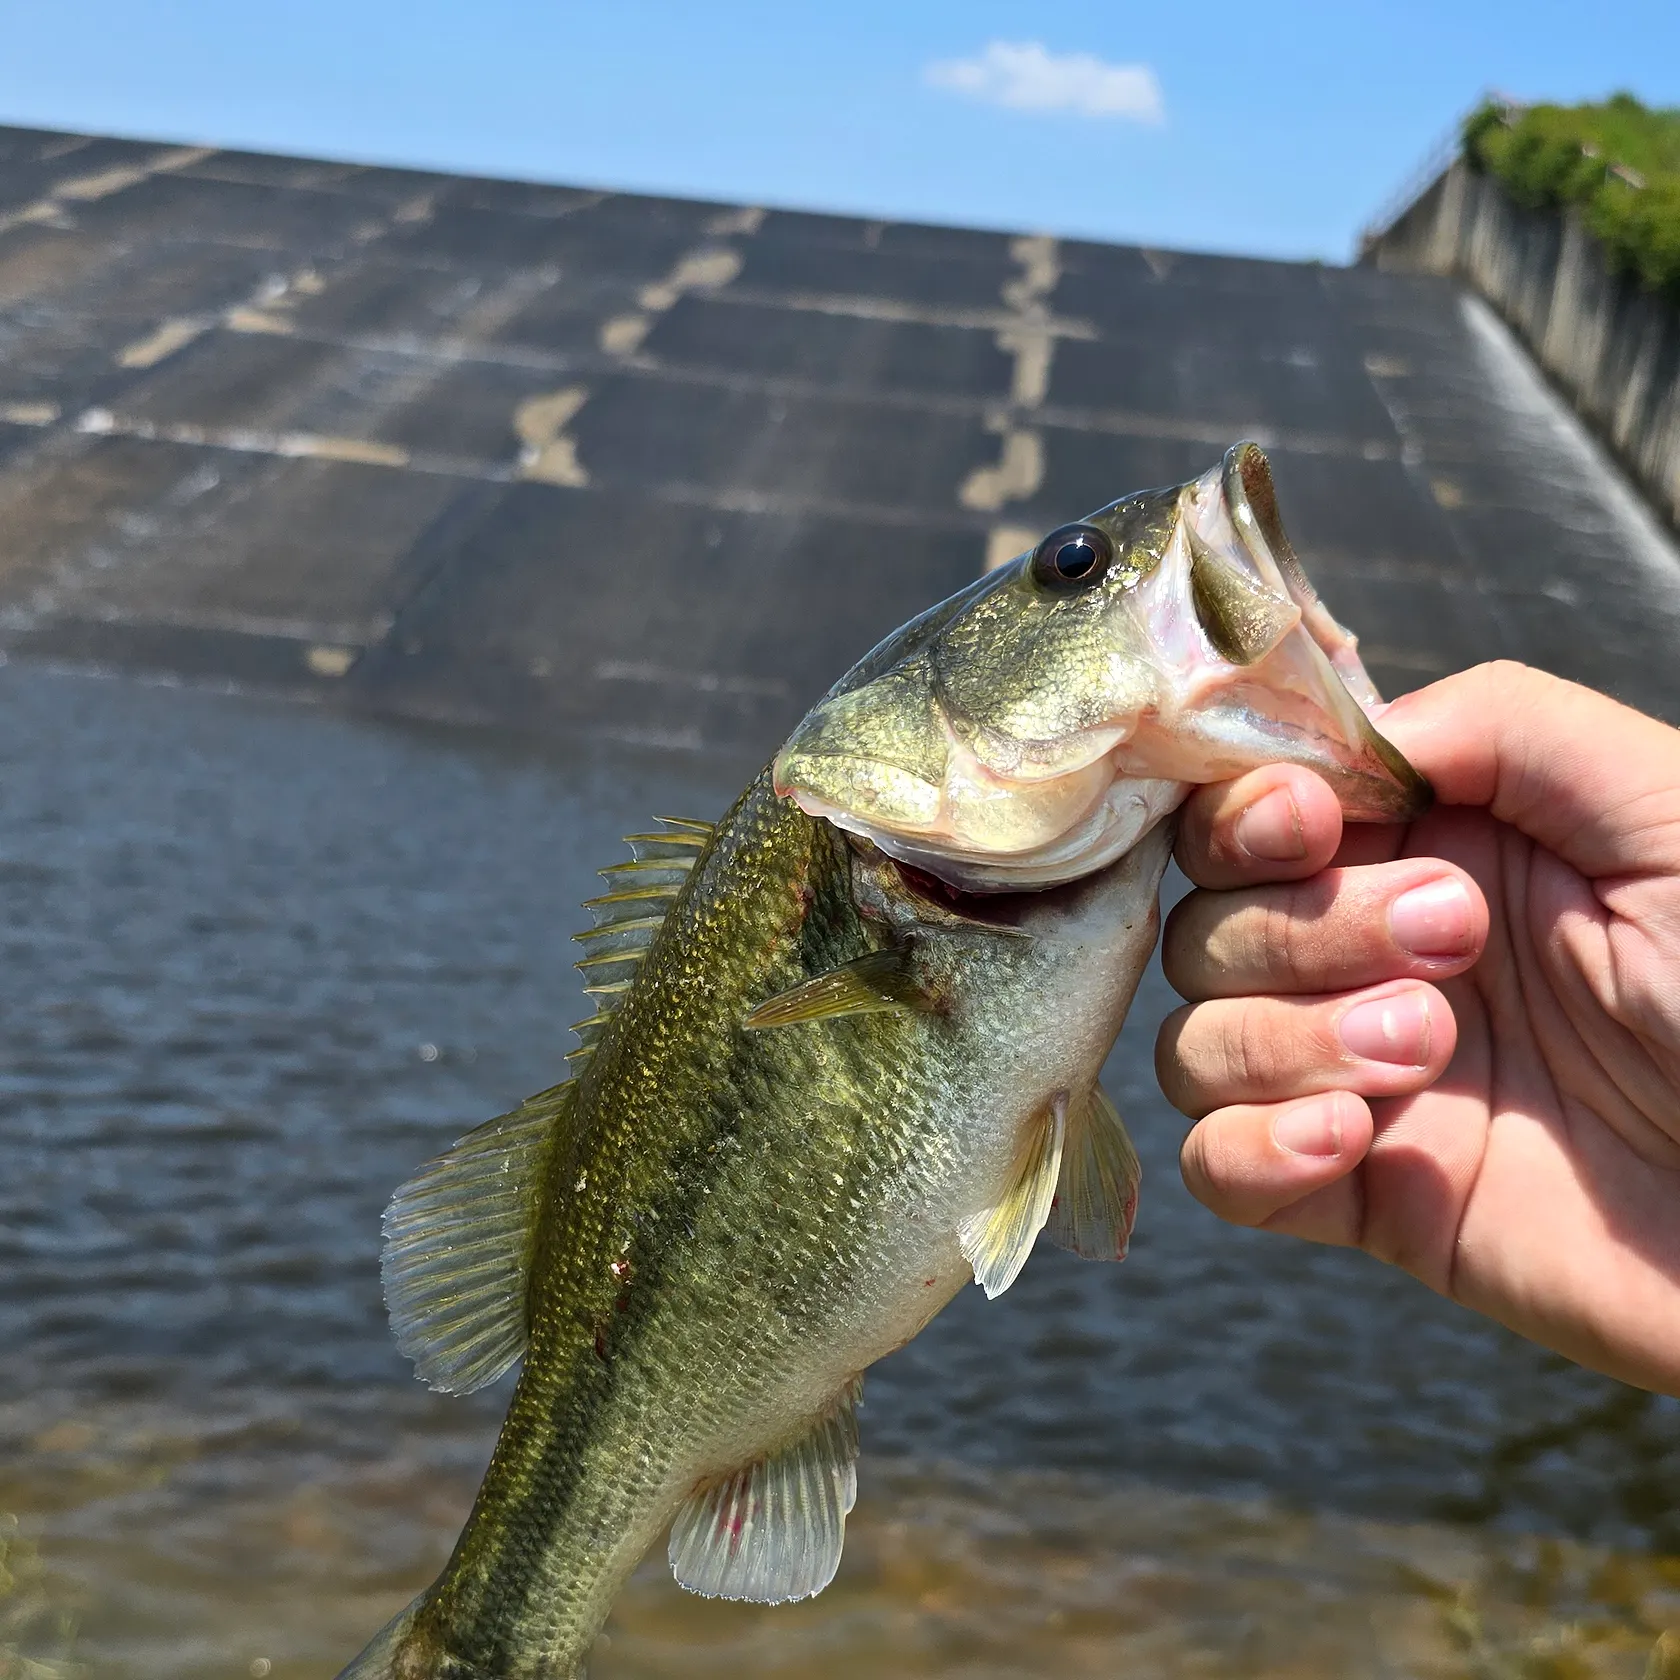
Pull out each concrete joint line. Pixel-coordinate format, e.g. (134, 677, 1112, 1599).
(983, 524, 1041, 572)
(0, 401, 61, 428)
(961, 234, 1058, 540)
(960, 427, 1044, 512)
(528, 207, 766, 484)
(715, 283, 1096, 342)
(112, 188, 443, 377)
(514, 386, 592, 487)
(116, 317, 212, 370)
(599, 207, 763, 359)
(0, 143, 214, 238)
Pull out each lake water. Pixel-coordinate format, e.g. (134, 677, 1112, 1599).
(5, 664, 1680, 1679)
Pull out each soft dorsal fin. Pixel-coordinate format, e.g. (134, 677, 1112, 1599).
(381, 1083, 571, 1394)
(569, 816, 714, 1059)
(1045, 1083, 1142, 1262)
(668, 1378, 863, 1603)
(959, 1094, 1066, 1300)
(743, 947, 928, 1029)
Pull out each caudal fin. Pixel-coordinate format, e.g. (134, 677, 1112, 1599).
(333, 1597, 425, 1679)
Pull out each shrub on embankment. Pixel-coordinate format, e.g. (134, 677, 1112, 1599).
(1463, 93, 1680, 298)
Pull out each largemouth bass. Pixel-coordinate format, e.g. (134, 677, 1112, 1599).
(338, 443, 1428, 1678)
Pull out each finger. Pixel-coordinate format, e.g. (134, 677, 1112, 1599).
(1155, 980, 1458, 1118)
(1379, 660, 1680, 877)
(1162, 859, 1486, 1002)
(1328, 820, 1408, 869)
(1180, 1092, 1372, 1244)
(1174, 765, 1344, 889)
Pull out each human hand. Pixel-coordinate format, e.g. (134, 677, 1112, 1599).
(1155, 661, 1680, 1395)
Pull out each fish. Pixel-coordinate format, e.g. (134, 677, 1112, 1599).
(336, 442, 1429, 1679)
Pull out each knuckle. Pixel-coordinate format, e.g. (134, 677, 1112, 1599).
(1260, 893, 1307, 988)
(1175, 786, 1226, 873)
(1477, 657, 1538, 694)
(1180, 1114, 1267, 1228)
(1154, 1006, 1198, 1112)
(1267, 873, 1349, 987)
(1178, 1122, 1212, 1188)
(1191, 1117, 1243, 1194)
(1219, 1001, 1277, 1094)
(1466, 660, 1560, 729)
(1159, 898, 1199, 993)
(1166, 993, 1342, 1111)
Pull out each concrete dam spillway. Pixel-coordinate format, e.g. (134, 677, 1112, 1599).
(0, 121, 1678, 764)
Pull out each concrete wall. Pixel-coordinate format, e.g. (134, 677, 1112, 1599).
(1365, 159, 1680, 529)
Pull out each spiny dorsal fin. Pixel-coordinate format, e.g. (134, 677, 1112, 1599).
(381, 1082, 573, 1394)
(743, 947, 927, 1029)
(570, 816, 714, 1050)
(668, 1378, 863, 1603)
(959, 1093, 1066, 1300)
(1045, 1083, 1142, 1262)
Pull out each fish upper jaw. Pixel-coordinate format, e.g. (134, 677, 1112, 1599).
(1099, 476, 1429, 820)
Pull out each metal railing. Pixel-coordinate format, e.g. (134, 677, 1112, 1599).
(1355, 93, 1518, 258)
(1356, 95, 1656, 262)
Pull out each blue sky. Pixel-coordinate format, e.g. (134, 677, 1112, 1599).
(1, 1, 1677, 261)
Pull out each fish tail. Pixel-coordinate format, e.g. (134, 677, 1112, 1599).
(332, 1596, 426, 1679)
(334, 1595, 591, 1680)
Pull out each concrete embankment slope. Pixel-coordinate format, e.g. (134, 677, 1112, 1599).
(1366, 157, 1680, 534)
(0, 122, 1677, 770)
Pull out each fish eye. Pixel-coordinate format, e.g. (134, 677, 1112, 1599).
(1030, 524, 1114, 594)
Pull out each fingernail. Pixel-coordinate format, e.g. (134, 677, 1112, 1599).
(1339, 990, 1431, 1066)
(1389, 876, 1474, 957)
(1274, 1095, 1344, 1157)
(1234, 788, 1306, 862)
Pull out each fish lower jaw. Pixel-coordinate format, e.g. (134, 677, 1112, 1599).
(819, 774, 1186, 894)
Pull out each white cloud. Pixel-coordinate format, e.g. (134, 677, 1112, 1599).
(924, 41, 1164, 124)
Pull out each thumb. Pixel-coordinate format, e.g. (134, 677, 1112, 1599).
(1377, 662, 1680, 878)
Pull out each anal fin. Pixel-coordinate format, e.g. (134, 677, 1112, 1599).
(744, 947, 927, 1030)
(959, 1095, 1066, 1300)
(1045, 1083, 1142, 1262)
(668, 1379, 863, 1604)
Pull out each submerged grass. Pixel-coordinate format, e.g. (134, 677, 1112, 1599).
(0, 1514, 78, 1680)
(1422, 1539, 1680, 1679)
(1463, 94, 1680, 298)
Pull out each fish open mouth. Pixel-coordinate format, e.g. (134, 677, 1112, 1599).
(776, 443, 1430, 896)
(886, 852, 1031, 926)
(872, 842, 1143, 930)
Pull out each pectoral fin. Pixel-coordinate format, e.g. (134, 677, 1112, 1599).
(668, 1378, 863, 1603)
(1044, 1083, 1141, 1262)
(744, 948, 928, 1029)
(959, 1094, 1066, 1299)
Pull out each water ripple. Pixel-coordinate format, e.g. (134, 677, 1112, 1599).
(2, 665, 1678, 1674)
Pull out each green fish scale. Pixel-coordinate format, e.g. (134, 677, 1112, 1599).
(414, 772, 975, 1676)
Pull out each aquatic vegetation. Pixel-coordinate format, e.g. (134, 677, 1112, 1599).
(1422, 1538, 1680, 1679)
(0, 1514, 78, 1680)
